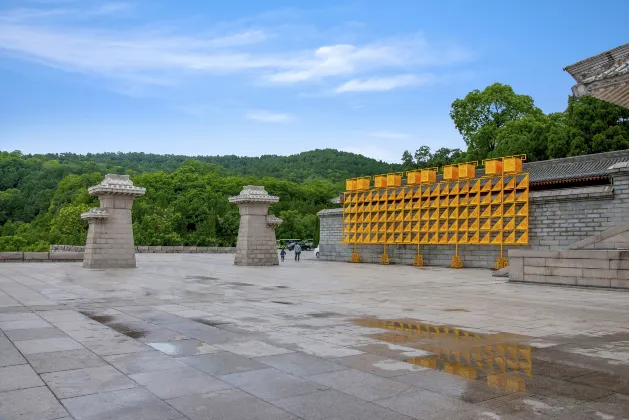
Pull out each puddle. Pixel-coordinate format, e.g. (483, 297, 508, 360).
(80, 311, 148, 339)
(79, 312, 114, 323)
(272, 301, 294, 305)
(191, 317, 230, 327)
(308, 312, 342, 318)
(352, 317, 629, 401)
(107, 323, 147, 339)
(443, 308, 470, 312)
(186, 275, 219, 281)
(228, 282, 254, 287)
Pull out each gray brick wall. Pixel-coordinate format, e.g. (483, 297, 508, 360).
(317, 169, 629, 268)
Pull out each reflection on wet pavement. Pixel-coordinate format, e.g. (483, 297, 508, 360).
(354, 318, 532, 392)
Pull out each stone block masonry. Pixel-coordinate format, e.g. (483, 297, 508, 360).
(509, 249, 629, 289)
(81, 174, 145, 269)
(229, 186, 282, 266)
(50, 245, 236, 253)
(319, 160, 629, 269)
(0, 248, 237, 263)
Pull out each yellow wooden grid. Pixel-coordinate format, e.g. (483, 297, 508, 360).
(342, 173, 529, 247)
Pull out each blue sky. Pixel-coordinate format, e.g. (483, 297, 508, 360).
(1, 0, 627, 163)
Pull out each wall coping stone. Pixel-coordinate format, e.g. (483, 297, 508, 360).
(317, 208, 343, 217)
(530, 185, 613, 202)
(569, 221, 629, 250)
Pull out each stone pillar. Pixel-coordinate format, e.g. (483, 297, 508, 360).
(81, 174, 145, 268)
(229, 186, 282, 266)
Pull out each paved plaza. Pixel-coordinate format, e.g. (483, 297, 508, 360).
(1, 253, 629, 419)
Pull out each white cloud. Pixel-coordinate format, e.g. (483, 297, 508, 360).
(0, 3, 472, 91)
(246, 110, 293, 123)
(335, 74, 436, 93)
(366, 130, 410, 140)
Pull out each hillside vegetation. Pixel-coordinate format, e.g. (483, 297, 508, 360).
(0, 149, 397, 251)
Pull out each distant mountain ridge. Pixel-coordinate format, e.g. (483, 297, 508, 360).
(28, 148, 402, 183)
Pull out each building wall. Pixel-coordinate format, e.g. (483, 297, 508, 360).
(318, 169, 629, 269)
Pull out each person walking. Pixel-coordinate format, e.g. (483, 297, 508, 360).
(280, 248, 286, 262)
(294, 243, 302, 262)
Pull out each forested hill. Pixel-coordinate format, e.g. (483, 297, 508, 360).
(0, 148, 398, 252)
(30, 149, 401, 183)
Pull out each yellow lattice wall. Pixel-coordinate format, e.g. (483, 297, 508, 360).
(342, 156, 529, 268)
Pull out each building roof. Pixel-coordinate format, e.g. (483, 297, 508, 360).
(524, 149, 629, 185)
(564, 43, 629, 108)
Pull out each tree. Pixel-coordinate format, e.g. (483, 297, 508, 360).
(413, 146, 431, 168)
(450, 83, 541, 160)
(49, 204, 90, 245)
(491, 114, 551, 162)
(564, 96, 629, 155)
(401, 150, 414, 168)
(313, 216, 320, 248)
(400, 146, 463, 168)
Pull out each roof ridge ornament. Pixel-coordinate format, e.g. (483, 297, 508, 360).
(88, 174, 146, 197)
(229, 185, 279, 204)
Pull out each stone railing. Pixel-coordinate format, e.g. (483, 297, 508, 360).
(50, 245, 236, 254)
(0, 246, 237, 263)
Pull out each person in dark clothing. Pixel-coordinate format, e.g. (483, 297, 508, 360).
(280, 248, 286, 262)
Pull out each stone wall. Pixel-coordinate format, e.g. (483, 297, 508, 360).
(50, 245, 236, 254)
(0, 247, 237, 263)
(318, 167, 629, 268)
(0, 252, 84, 262)
(509, 249, 629, 289)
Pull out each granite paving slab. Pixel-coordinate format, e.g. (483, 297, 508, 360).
(25, 348, 107, 373)
(220, 367, 327, 401)
(0, 346, 26, 367)
(0, 386, 68, 420)
(4, 327, 68, 341)
(14, 336, 84, 354)
(62, 387, 183, 420)
(130, 366, 232, 399)
(273, 389, 413, 420)
(179, 351, 268, 376)
(256, 352, 346, 377)
(167, 388, 299, 420)
(41, 365, 137, 398)
(0, 364, 44, 392)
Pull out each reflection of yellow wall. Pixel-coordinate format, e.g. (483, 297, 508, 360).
(355, 318, 532, 391)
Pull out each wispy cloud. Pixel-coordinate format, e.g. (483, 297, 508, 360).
(0, 2, 472, 93)
(246, 110, 293, 123)
(336, 74, 436, 93)
(366, 130, 410, 140)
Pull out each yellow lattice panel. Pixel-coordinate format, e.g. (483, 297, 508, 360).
(342, 168, 529, 262)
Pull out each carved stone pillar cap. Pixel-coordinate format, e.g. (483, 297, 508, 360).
(229, 185, 279, 204)
(81, 208, 109, 220)
(88, 174, 146, 197)
(266, 215, 283, 227)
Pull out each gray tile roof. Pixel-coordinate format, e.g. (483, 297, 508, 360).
(564, 43, 629, 108)
(524, 149, 629, 184)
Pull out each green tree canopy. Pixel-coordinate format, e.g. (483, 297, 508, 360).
(450, 83, 541, 161)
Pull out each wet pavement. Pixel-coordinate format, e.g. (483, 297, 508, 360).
(1, 252, 628, 419)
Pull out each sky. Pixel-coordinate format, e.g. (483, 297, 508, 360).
(0, 0, 627, 163)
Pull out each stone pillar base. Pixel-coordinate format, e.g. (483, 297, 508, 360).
(229, 186, 282, 267)
(81, 175, 145, 269)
